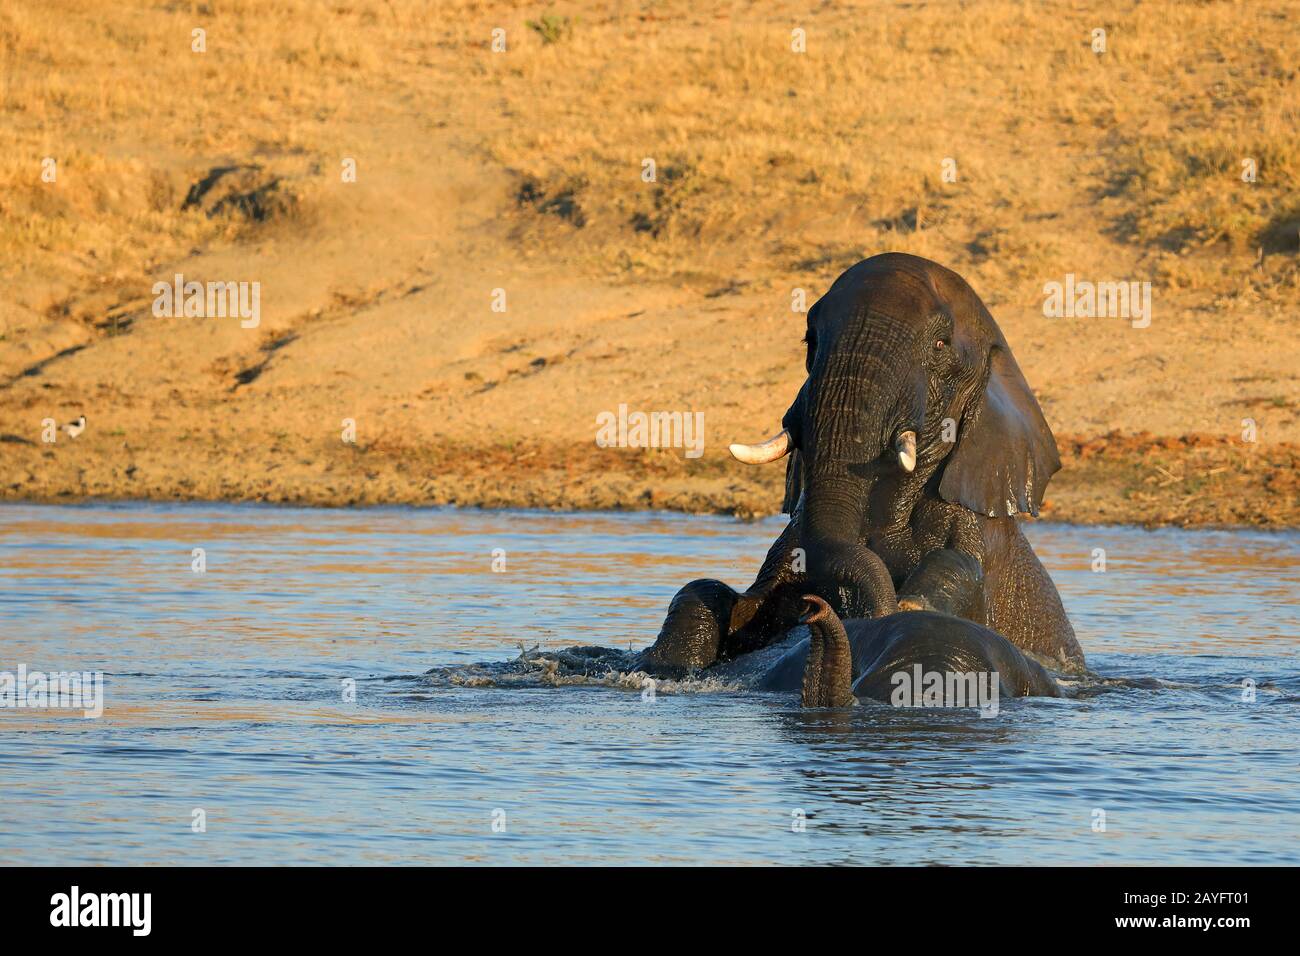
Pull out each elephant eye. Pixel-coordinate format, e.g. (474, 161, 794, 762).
(934, 338, 948, 349)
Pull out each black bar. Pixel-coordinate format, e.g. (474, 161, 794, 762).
(0, 866, 1274, 940)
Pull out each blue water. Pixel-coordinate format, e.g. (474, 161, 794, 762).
(1, 501, 1297, 865)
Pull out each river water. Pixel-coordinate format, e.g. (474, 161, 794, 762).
(1, 501, 1297, 865)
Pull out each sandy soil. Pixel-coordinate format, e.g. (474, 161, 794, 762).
(2, 1, 1297, 527)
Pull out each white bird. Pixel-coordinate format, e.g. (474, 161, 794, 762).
(63, 415, 86, 439)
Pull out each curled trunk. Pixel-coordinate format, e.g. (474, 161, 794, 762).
(800, 595, 858, 707)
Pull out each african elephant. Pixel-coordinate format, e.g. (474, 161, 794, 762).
(757, 595, 1060, 706)
(637, 253, 1083, 676)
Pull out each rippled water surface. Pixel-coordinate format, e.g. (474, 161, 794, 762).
(2, 501, 1298, 865)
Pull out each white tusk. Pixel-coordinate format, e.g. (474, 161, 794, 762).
(729, 429, 792, 464)
(896, 431, 917, 473)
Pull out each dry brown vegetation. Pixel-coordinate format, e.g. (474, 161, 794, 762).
(1, 0, 1297, 526)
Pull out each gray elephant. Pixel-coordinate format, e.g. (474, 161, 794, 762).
(434, 598, 1061, 709)
(638, 253, 1083, 677)
(756, 595, 1060, 706)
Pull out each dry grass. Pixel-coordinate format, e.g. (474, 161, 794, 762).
(0, 0, 403, 320)
(475, 0, 1300, 300)
(3, 0, 1297, 312)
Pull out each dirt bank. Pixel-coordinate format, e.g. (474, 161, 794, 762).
(2, 1, 1297, 528)
(3, 426, 1296, 529)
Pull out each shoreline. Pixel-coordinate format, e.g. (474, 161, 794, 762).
(2, 494, 1297, 535)
(4, 431, 1295, 530)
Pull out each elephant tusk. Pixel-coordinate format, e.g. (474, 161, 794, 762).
(896, 430, 917, 473)
(729, 429, 792, 465)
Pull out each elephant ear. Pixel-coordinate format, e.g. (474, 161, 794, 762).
(781, 448, 803, 515)
(939, 344, 1060, 518)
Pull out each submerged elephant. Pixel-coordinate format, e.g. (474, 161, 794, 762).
(757, 595, 1060, 706)
(638, 253, 1083, 677)
(450, 596, 1062, 709)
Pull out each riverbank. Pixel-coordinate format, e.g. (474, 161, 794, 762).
(3, 426, 1295, 528)
(3, 1, 1296, 528)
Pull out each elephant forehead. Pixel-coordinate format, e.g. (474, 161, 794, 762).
(841, 271, 940, 317)
(824, 256, 990, 336)
(818, 286, 953, 343)
(816, 307, 930, 356)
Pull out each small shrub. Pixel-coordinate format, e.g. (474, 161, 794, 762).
(526, 13, 574, 45)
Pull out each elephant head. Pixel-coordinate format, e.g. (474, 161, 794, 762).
(730, 253, 1059, 616)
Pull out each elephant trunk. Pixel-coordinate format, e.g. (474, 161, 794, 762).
(801, 610, 826, 707)
(801, 475, 898, 620)
(801, 595, 857, 707)
(797, 324, 920, 618)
